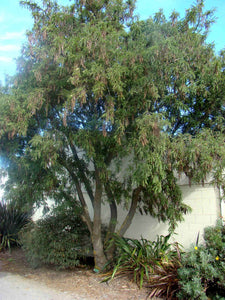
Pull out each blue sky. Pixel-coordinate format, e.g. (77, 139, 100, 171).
(0, 0, 225, 84)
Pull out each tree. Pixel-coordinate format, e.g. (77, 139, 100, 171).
(0, 0, 225, 270)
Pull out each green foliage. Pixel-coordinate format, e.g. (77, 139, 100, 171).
(204, 219, 225, 255)
(0, 201, 31, 251)
(104, 234, 181, 298)
(177, 220, 225, 299)
(20, 207, 92, 269)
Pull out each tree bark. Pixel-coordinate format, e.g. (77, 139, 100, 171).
(57, 156, 93, 234)
(92, 168, 107, 270)
(117, 186, 142, 237)
(104, 183, 117, 261)
(73, 176, 93, 235)
(67, 139, 94, 205)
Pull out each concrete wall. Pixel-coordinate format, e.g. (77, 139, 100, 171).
(120, 183, 220, 248)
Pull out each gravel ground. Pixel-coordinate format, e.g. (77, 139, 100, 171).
(0, 249, 162, 300)
(0, 272, 81, 300)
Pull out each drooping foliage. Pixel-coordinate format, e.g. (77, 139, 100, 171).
(0, 0, 225, 269)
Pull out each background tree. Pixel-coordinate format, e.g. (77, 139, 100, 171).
(0, 0, 225, 269)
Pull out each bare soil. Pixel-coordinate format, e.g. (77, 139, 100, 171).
(0, 248, 157, 300)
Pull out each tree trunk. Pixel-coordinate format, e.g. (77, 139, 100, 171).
(117, 186, 142, 237)
(92, 169, 107, 271)
(68, 140, 94, 205)
(59, 158, 93, 234)
(104, 185, 117, 261)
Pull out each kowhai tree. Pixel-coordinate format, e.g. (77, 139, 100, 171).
(0, 0, 225, 269)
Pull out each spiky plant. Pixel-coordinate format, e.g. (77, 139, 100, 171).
(0, 201, 32, 251)
(103, 234, 182, 298)
(146, 243, 182, 299)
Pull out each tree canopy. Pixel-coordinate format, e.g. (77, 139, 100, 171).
(0, 0, 225, 269)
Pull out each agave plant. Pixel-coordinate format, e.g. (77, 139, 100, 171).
(0, 201, 32, 251)
(103, 234, 182, 299)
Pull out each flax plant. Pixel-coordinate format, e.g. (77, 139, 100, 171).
(103, 234, 182, 298)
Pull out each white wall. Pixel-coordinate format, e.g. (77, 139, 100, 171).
(117, 183, 220, 248)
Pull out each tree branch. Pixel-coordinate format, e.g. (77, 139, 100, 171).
(67, 136, 95, 206)
(104, 183, 118, 261)
(104, 183, 117, 237)
(57, 156, 93, 235)
(117, 186, 143, 237)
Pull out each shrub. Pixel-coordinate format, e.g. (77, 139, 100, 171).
(177, 220, 225, 299)
(19, 207, 92, 269)
(103, 234, 182, 299)
(0, 201, 32, 251)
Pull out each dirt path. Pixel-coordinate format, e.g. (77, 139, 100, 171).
(0, 272, 78, 300)
(0, 249, 154, 300)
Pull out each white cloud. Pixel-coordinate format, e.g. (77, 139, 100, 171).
(0, 56, 13, 63)
(0, 44, 20, 51)
(0, 31, 25, 41)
